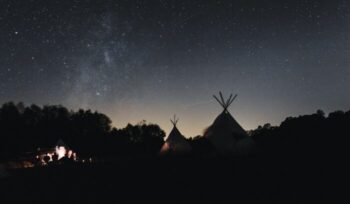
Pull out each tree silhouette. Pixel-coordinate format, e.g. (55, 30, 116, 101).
(117, 121, 165, 156)
(0, 101, 349, 164)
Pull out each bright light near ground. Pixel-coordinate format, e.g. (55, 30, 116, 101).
(55, 146, 66, 159)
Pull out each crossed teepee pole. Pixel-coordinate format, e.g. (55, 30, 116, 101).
(170, 114, 179, 127)
(213, 92, 237, 112)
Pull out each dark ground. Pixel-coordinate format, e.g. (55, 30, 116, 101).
(0, 156, 348, 204)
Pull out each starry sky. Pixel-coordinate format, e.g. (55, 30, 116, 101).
(1, 0, 350, 137)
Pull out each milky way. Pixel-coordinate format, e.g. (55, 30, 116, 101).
(1, 0, 350, 136)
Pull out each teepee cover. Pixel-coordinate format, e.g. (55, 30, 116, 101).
(160, 115, 191, 154)
(204, 92, 249, 154)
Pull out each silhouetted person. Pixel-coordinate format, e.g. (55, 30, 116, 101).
(52, 153, 59, 162)
(43, 155, 50, 164)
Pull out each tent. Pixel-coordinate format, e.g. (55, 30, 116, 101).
(204, 92, 254, 155)
(160, 115, 191, 155)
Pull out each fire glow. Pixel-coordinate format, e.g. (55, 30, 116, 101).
(55, 146, 67, 160)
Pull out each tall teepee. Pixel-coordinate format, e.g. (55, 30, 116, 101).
(204, 92, 253, 155)
(160, 115, 191, 155)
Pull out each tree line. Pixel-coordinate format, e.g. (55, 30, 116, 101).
(251, 109, 350, 167)
(0, 102, 165, 161)
(0, 102, 349, 162)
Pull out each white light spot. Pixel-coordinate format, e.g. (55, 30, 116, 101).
(55, 146, 66, 160)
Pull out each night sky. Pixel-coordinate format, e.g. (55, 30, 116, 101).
(1, 0, 350, 136)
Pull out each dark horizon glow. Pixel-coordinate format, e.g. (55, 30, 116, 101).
(1, 0, 350, 136)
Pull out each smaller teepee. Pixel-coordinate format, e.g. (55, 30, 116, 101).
(160, 115, 191, 155)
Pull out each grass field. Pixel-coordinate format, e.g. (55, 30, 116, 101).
(1, 156, 344, 204)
